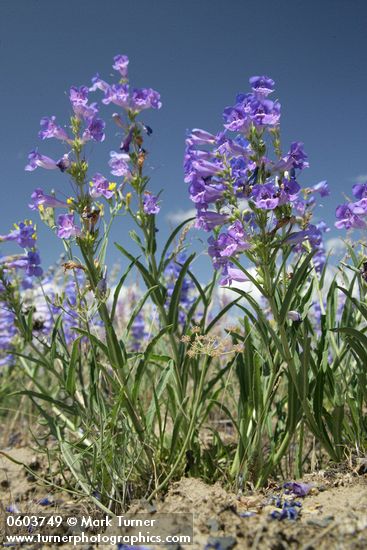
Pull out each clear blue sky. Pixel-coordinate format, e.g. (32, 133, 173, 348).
(1, 0, 366, 276)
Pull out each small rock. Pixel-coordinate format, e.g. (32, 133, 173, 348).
(205, 535, 237, 550)
(355, 458, 367, 475)
(0, 479, 10, 488)
(307, 516, 334, 528)
(207, 518, 220, 532)
(28, 458, 41, 471)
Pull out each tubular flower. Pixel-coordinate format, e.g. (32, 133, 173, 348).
(0, 221, 37, 248)
(29, 188, 68, 211)
(57, 214, 81, 239)
(89, 173, 116, 199)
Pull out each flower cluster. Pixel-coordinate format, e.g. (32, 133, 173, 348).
(91, 54, 161, 114)
(185, 76, 329, 283)
(335, 182, 367, 230)
(90, 54, 161, 213)
(0, 221, 43, 277)
(26, 54, 161, 247)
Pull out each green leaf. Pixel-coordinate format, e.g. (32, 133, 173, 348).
(205, 297, 241, 334)
(111, 260, 136, 321)
(146, 362, 174, 430)
(66, 337, 82, 396)
(126, 285, 159, 335)
(14, 390, 77, 415)
(279, 250, 315, 324)
(158, 217, 195, 274)
(167, 253, 195, 330)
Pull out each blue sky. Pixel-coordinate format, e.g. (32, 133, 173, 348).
(1, 0, 367, 276)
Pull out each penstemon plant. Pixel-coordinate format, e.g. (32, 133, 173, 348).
(185, 75, 366, 485)
(0, 60, 366, 511)
(0, 55, 239, 510)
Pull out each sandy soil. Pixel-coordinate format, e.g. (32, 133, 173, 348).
(0, 447, 366, 549)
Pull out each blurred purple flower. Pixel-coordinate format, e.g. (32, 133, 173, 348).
(143, 193, 160, 214)
(352, 182, 367, 199)
(249, 75, 275, 96)
(29, 188, 67, 211)
(335, 203, 367, 229)
(195, 211, 229, 231)
(112, 54, 129, 78)
(0, 221, 37, 248)
(277, 142, 309, 171)
(89, 173, 115, 200)
(251, 182, 280, 210)
(25, 150, 60, 171)
(220, 264, 248, 286)
(130, 88, 162, 112)
(89, 73, 110, 93)
(102, 84, 130, 108)
(109, 151, 131, 177)
(39, 116, 70, 142)
(57, 214, 81, 239)
(82, 117, 106, 142)
(283, 481, 312, 496)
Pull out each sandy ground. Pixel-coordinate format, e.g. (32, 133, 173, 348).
(0, 447, 366, 549)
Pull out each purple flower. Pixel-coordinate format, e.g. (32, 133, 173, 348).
(25, 251, 43, 277)
(77, 104, 99, 122)
(143, 192, 160, 214)
(279, 177, 301, 203)
(278, 142, 309, 171)
(195, 211, 229, 231)
(0, 221, 37, 248)
(39, 116, 70, 141)
(82, 117, 105, 142)
(112, 54, 129, 78)
(223, 92, 281, 133)
(130, 311, 149, 351)
(188, 179, 224, 208)
(57, 214, 81, 239)
(312, 180, 330, 197)
(220, 264, 248, 286)
(352, 182, 367, 199)
(5, 504, 20, 514)
(0, 251, 43, 277)
(70, 85, 89, 106)
(109, 151, 131, 177)
(249, 75, 275, 96)
(186, 128, 217, 146)
(29, 188, 67, 211)
(0, 306, 17, 359)
(213, 221, 251, 258)
(335, 203, 367, 230)
(69, 86, 100, 121)
(191, 159, 224, 179)
(102, 84, 130, 108)
(283, 481, 312, 497)
(89, 73, 110, 93)
(223, 103, 251, 133)
(25, 150, 59, 171)
(89, 173, 115, 199)
(130, 88, 162, 112)
(285, 224, 322, 247)
(251, 182, 280, 210)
